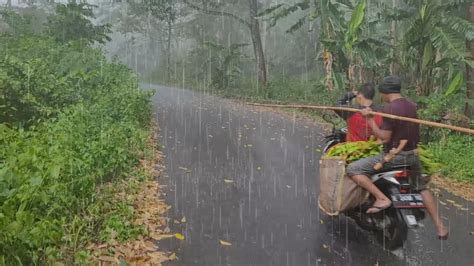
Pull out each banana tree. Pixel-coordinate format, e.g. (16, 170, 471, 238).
(261, 0, 391, 91)
(397, 0, 474, 96)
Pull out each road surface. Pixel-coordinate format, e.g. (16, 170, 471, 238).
(148, 84, 474, 266)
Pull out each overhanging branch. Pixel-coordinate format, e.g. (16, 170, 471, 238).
(182, 0, 250, 27)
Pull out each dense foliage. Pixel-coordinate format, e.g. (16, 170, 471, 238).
(0, 7, 152, 264)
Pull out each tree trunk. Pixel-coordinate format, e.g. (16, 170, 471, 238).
(248, 0, 267, 88)
(167, 19, 172, 83)
(466, 4, 474, 118)
(389, 0, 397, 74)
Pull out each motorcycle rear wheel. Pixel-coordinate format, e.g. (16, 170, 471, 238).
(375, 209, 407, 250)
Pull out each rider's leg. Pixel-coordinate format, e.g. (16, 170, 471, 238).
(420, 189, 448, 238)
(347, 156, 391, 213)
(350, 174, 391, 212)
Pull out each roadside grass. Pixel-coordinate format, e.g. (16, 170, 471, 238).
(429, 134, 474, 183)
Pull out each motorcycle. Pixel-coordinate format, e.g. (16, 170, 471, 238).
(321, 113, 426, 250)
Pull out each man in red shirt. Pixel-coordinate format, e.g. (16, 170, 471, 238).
(336, 83, 382, 142)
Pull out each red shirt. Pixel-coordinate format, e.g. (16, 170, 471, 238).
(346, 112, 382, 142)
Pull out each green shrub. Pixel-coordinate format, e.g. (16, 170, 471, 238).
(0, 35, 152, 264)
(429, 134, 474, 182)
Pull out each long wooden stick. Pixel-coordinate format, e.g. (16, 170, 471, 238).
(247, 103, 474, 135)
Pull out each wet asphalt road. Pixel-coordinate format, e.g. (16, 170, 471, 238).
(149, 85, 474, 266)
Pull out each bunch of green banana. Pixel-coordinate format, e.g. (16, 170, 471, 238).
(324, 139, 382, 163)
(323, 141, 442, 175)
(417, 145, 442, 175)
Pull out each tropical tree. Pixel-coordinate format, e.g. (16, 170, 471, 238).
(129, 0, 182, 82)
(183, 0, 268, 88)
(45, 2, 111, 46)
(395, 0, 474, 96)
(262, 0, 391, 90)
(466, 3, 474, 118)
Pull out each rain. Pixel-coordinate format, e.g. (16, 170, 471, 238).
(1, 0, 473, 265)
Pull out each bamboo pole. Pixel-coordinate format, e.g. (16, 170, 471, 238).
(247, 103, 474, 135)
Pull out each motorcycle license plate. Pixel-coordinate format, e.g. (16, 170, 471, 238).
(392, 193, 425, 208)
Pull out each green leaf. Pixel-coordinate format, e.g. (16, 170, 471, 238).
(422, 42, 433, 70)
(348, 0, 366, 35)
(444, 71, 463, 97)
(431, 26, 468, 62)
(50, 165, 61, 179)
(257, 4, 284, 17)
(30, 176, 43, 186)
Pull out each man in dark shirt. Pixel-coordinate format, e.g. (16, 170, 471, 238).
(335, 83, 383, 142)
(346, 76, 448, 239)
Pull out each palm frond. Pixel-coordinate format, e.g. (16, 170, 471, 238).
(443, 15, 474, 41)
(430, 26, 468, 62)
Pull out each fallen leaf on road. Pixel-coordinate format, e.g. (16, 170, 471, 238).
(150, 233, 174, 241)
(181, 216, 187, 223)
(98, 256, 116, 263)
(144, 241, 156, 251)
(219, 240, 232, 246)
(175, 233, 185, 240)
(169, 253, 177, 260)
(257, 166, 261, 170)
(224, 179, 234, 183)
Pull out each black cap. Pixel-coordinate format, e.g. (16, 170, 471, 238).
(378, 75, 401, 94)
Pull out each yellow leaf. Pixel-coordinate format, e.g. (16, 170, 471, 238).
(219, 240, 232, 246)
(169, 253, 177, 260)
(175, 233, 185, 240)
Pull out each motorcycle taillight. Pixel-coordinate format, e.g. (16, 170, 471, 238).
(395, 170, 410, 180)
(396, 170, 411, 193)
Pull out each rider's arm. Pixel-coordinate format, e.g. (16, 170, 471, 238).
(367, 118, 392, 143)
(361, 107, 392, 143)
(335, 91, 356, 120)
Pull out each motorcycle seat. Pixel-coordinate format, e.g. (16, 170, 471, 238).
(390, 165, 411, 170)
